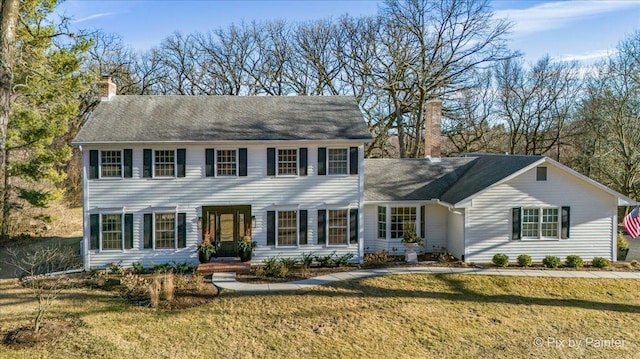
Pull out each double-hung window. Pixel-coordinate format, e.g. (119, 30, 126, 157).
(155, 213, 176, 249)
(327, 148, 348, 175)
(277, 210, 298, 246)
(89, 212, 133, 251)
(100, 150, 122, 178)
(216, 149, 237, 176)
(154, 150, 175, 177)
(142, 212, 187, 249)
(390, 207, 417, 239)
(266, 209, 308, 246)
(514, 207, 567, 239)
(101, 214, 123, 250)
(328, 209, 348, 245)
(278, 149, 298, 176)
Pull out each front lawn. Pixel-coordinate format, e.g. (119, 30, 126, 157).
(1, 273, 638, 358)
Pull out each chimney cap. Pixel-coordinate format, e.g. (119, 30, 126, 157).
(101, 74, 112, 81)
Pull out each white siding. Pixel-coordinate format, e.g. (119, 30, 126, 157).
(84, 142, 365, 268)
(447, 209, 464, 259)
(464, 164, 616, 263)
(363, 202, 448, 256)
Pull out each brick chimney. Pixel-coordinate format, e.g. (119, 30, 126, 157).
(97, 75, 116, 100)
(424, 98, 442, 160)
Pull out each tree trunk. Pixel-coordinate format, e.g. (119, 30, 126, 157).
(0, 0, 19, 239)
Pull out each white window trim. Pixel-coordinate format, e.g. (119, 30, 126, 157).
(326, 147, 349, 176)
(377, 206, 386, 239)
(377, 205, 422, 241)
(275, 208, 299, 248)
(153, 149, 177, 179)
(276, 148, 298, 177)
(521, 207, 560, 240)
(99, 211, 125, 252)
(215, 148, 239, 177)
(98, 149, 123, 179)
(151, 210, 179, 250)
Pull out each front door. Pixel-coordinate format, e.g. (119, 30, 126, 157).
(203, 206, 250, 257)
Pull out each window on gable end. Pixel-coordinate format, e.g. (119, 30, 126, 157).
(536, 166, 547, 181)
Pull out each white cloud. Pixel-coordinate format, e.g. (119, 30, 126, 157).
(550, 49, 617, 63)
(495, 1, 640, 35)
(71, 12, 115, 24)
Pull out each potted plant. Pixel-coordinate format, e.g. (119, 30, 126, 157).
(237, 236, 257, 262)
(197, 237, 215, 264)
(400, 223, 423, 263)
(618, 232, 629, 261)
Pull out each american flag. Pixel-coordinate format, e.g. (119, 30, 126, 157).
(623, 206, 640, 239)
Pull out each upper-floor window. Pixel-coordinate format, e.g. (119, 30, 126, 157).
(100, 150, 122, 178)
(278, 149, 298, 176)
(155, 150, 175, 177)
(328, 148, 348, 175)
(216, 150, 237, 176)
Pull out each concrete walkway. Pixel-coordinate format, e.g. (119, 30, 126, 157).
(211, 265, 640, 294)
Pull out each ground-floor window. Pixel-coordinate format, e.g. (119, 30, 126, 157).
(522, 208, 558, 238)
(377, 206, 386, 238)
(328, 209, 348, 245)
(277, 210, 297, 246)
(101, 214, 123, 250)
(390, 207, 416, 239)
(155, 213, 176, 248)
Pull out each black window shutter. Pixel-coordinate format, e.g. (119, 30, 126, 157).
(512, 207, 522, 240)
(89, 214, 99, 250)
(317, 209, 326, 244)
(318, 147, 326, 175)
(123, 149, 133, 178)
(267, 211, 275, 245)
(205, 149, 215, 177)
(124, 213, 133, 249)
(239, 148, 247, 176)
(561, 206, 570, 239)
(143, 149, 152, 178)
(177, 149, 186, 177)
(267, 148, 276, 176)
(143, 213, 153, 248)
(89, 150, 99, 179)
(349, 208, 358, 245)
(349, 147, 358, 175)
(299, 148, 308, 176)
(178, 213, 187, 248)
(299, 210, 308, 245)
(420, 205, 426, 238)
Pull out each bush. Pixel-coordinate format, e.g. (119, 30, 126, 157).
(336, 253, 355, 267)
(492, 253, 509, 267)
(278, 257, 297, 270)
(565, 255, 584, 268)
(517, 254, 532, 267)
(153, 263, 171, 273)
(542, 256, 561, 268)
(363, 250, 393, 266)
(618, 232, 629, 249)
(132, 262, 145, 274)
(300, 252, 315, 268)
(262, 257, 279, 273)
(316, 251, 337, 267)
(591, 257, 610, 268)
(172, 261, 190, 274)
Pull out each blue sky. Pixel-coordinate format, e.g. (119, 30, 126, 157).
(57, 0, 640, 65)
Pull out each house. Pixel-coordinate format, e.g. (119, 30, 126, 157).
(73, 77, 635, 270)
(72, 77, 372, 270)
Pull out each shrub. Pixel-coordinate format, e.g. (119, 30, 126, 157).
(565, 255, 584, 268)
(132, 262, 145, 274)
(153, 263, 171, 273)
(432, 246, 453, 263)
(631, 259, 640, 268)
(109, 262, 123, 275)
(300, 252, 315, 268)
(591, 257, 610, 268)
(272, 264, 289, 278)
(517, 254, 532, 267)
(148, 278, 161, 308)
(542, 256, 561, 268)
(363, 250, 392, 266)
(492, 253, 509, 267)
(162, 274, 175, 301)
(336, 253, 355, 267)
(120, 273, 150, 298)
(316, 251, 337, 267)
(278, 257, 297, 270)
(262, 257, 278, 273)
(253, 266, 266, 278)
(172, 261, 190, 274)
(189, 272, 204, 291)
(617, 232, 629, 249)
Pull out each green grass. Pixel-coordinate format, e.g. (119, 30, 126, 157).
(1, 273, 639, 358)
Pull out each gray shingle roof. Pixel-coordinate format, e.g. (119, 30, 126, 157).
(73, 96, 372, 144)
(364, 154, 544, 204)
(364, 158, 477, 201)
